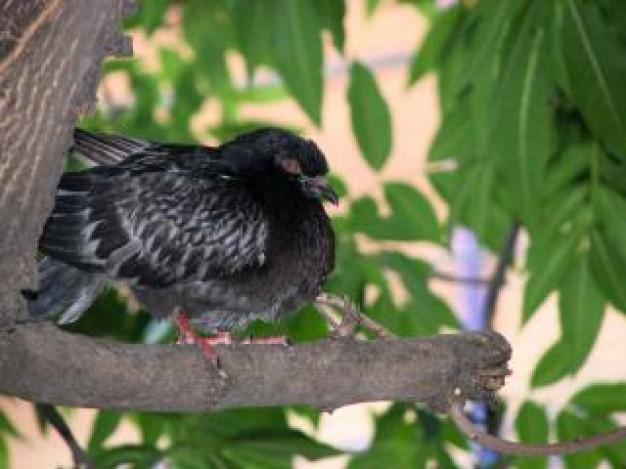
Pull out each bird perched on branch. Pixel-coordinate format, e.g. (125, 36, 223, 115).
(28, 128, 338, 360)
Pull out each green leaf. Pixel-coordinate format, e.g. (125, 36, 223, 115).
(226, 430, 339, 463)
(0, 436, 7, 469)
(366, 0, 381, 18)
(491, 2, 555, 228)
(349, 405, 427, 469)
(557, 410, 626, 468)
(232, 0, 272, 75)
(314, 0, 346, 52)
(558, 254, 605, 375)
(88, 411, 123, 453)
(590, 228, 626, 312)
(380, 252, 459, 332)
(0, 413, 19, 439)
(159, 48, 185, 84)
(408, 6, 461, 84)
(271, 0, 323, 125)
(349, 183, 439, 242)
(348, 62, 393, 171)
(571, 383, 626, 415)
(531, 342, 571, 388)
(515, 401, 549, 469)
(532, 251, 605, 387)
(560, 0, 626, 157)
(523, 232, 578, 324)
(456, 0, 527, 94)
(383, 182, 439, 242)
(92, 444, 162, 469)
(126, 0, 170, 35)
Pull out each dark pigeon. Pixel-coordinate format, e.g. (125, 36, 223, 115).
(29, 128, 337, 357)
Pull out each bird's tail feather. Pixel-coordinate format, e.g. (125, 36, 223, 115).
(28, 258, 106, 324)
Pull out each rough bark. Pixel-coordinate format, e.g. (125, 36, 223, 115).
(0, 323, 511, 412)
(0, 0, 131, 324)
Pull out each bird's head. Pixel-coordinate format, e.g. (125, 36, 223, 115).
(221, 128, 339, 205)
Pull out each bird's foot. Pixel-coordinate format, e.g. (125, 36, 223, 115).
(174, 315, 230, 370)
(315, 294, 396, 340)
(241, 335, 291, 346)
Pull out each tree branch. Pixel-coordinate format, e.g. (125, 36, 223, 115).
(0, 322, 511, 413)
(448, 395, 626, 456)
(482, 221, 521, 327)
(36, 403, 94, 469)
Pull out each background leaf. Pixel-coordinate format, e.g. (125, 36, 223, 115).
(271, 0, 324, 125)
(348, 62, 393, 171)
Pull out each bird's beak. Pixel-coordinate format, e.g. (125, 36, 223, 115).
(304, 176, 339, 205)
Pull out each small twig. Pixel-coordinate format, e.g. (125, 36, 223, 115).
(315, 294, 397, 340)
(431, 271, 490, 286)
(482, 221, 521, 327)
(36, 404, 94, 469)
(448, 394, 626, 456)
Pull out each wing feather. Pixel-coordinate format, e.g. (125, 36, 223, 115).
(42, 134, 268, 287)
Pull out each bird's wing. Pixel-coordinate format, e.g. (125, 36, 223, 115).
(40, 155, 269, 287)
(72, 128, 155, 166)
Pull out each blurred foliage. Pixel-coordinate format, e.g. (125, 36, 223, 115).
(3, 0, 626, 467)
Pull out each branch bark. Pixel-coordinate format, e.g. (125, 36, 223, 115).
(0, 322, 511, 412)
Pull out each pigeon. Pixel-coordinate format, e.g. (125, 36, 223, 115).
(28, 128, 338, 359)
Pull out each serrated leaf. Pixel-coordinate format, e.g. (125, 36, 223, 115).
(558, 254, 605, 376)
(515, 401, 548, 469)
(88, 411, 123, 453)
(522, 233, 578, 324)
(408, 6, 461, 84)
(348, 62, 393, 171)
(271, 0, 323, 125)
(560, 0, 626, 157)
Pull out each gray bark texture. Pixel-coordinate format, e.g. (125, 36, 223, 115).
(0, 0, 131, 324)
(0, 323, 511, 412)
(0, 0, 512, 413)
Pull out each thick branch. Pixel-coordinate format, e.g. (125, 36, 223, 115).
(0, 323, 511, 412)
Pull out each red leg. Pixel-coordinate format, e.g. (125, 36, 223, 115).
(241, 336, 290, 345)
(174, 315, 228, 362)
(173, 314, 290, 362)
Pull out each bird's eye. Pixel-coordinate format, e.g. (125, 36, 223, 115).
(281, 158, 302, 175)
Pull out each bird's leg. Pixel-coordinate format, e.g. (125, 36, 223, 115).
(174, 315, 229, 362)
